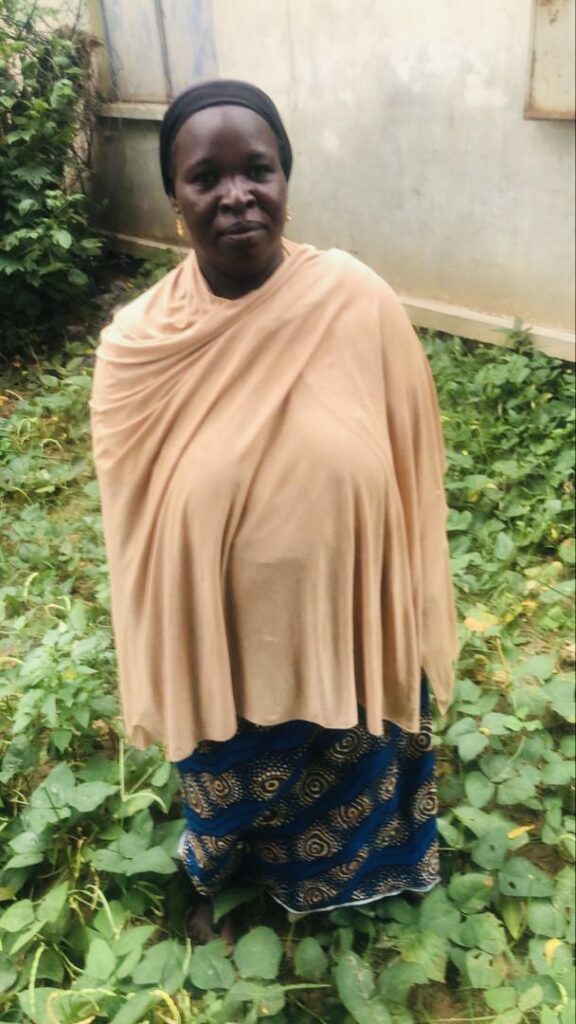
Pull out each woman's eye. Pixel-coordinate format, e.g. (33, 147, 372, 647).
(192, 171, 218, 190)
(247, 164, 271, 181)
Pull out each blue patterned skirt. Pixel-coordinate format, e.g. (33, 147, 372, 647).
(175, 684, 439, 914)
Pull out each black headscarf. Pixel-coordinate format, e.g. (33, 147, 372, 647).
(159, 79, 293, 196)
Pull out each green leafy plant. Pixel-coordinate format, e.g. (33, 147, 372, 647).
(0, 0, 102, 352)
(0, 329, 574, 1022)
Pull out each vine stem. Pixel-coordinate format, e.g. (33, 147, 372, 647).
(291, 999, 329, 1024)
(28, 943, 45, 1019)
(425, 1017, 495, 1023)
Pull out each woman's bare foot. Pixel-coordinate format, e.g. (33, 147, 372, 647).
(187, 897, 235, 949)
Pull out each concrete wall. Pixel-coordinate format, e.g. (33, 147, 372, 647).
(89, 0, 575, 357)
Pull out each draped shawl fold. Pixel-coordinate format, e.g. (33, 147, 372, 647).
(91, 240, 457, 761)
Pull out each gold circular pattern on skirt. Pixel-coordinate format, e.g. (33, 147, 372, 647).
(414, 781, 439, 822)
(249, 766, 292, 801)
(258, 841, 290, 864)
(296, 825, 341, 861)
(182, 776, 211, 818)
(256, 801, 292, 826)
(200, 770, 242, 806)
(419, 841, 440, 882)
(329, 850, 368, 880)
(178, 691, 438, 911)
(203, 834, 235, 855)
(375, 815, 409, 847)
(183, 832, 208, 868)
(324, 730, 369, 764)
(300, 880, 338, 908)
(329, 795, 373, 829)
(408, 728, 433, 756)
(377, 763, 399, 803)
(295, 766, 337, 805)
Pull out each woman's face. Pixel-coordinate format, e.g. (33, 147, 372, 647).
(171, 105, 288, 285)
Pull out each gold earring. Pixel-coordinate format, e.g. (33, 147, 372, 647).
(285, 206, 292, 222)
(173, 203, 185, 239)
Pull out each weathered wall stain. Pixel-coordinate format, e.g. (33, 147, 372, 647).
(91, 0, 575, 340)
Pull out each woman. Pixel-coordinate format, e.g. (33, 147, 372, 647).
(91, 80, 457, 931)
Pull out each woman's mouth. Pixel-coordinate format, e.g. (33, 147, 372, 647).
(220, 222, 265, 237)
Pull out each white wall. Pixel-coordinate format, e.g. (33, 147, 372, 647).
(91, 0, 576, 351)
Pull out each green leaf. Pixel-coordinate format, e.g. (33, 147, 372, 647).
(498, 859, 554, 898)
(91, 849, 129, 874)
(37, 881, 69, 924)
(543, 678, 576, 724)
(529, 937, 573, 979)
(457, 732, 489, 762)
(4, 852, 45, 869)
(494, 532, 516, 562)
(17, 198, 37, 216)
(540, 1008, 561, 1024)
(9, 830, 48, 857)
(294, 936, 329, 980)
(335, 954, 391, 1023)
(453, 806, 498, 836)
(448, 873, 494, 912)
(419, 887, 461, 938)
(33, 763, 75, 807)
(132, 940, 187, 993)
(527, 902, 565, 937)
(0, 952, 17, 993)
(376, 897, 418, 924)
(471, 827, 509, 869)
(376, 961, 428, 1004)
(493, 1010, 522, 1024)
(124, 846, 176, 875)
(437, 817, 465, 848)
(70, 781, 119, 812)
(18, 988, 62, 1024)
(52, 729, 73, 752)
(518, 984, 543, 1012)
(212, 884, 260, 923)
(500, 896, 527, 940)
(458, 913, 508, 954)
(447, 509, 473, 531)
(464, 949, 506, 988)
(399, 931, 447, 982)
(485, 987, 517, 1012)
(110, 990, 156, 1024)
(119, 791, 167, 816)
(336, 952, 375, 1000)
(233, 926, 283, 980)
(189, 939, 236, 990)
(464, 771, 495, 808)
(224, 980, 287, 1017)
(558, 538, 575, 566)
(497, 776, 537, 804)
(53, 228, 72, 249)
(481, 712, 523, 735)
(540, 761, 574, 786)
(9, 920, 44, 955)
(0, 899, 36, 933)
(85, 936, 117, 981)
(114, 925, 157, 958)
(93, 900, 127, 939)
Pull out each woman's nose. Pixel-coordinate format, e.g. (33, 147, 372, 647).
(219, 176, 255, 211)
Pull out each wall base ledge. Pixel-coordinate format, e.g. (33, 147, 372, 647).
(402, 295, 575, 362)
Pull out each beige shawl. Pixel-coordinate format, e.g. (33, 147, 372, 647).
(91, 240, 457, 761)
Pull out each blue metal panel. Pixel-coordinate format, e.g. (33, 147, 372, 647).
(101, 0, 169, 101)
(160, 0, 219, 95)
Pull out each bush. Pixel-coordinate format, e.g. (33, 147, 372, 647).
(0, 0, 102, 352)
